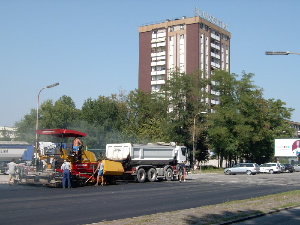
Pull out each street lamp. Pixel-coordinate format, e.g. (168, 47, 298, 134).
(265, 51, 300, 55)
(35, 82, 59, 161)
(193, 111, 207, 168)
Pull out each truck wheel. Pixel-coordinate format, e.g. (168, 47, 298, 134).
(147, 168, 157, 182)
(136, 168, 146, 183)
(165, 168, 173, 181)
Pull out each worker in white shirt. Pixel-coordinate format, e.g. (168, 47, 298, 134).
(61, 159, 71, 188)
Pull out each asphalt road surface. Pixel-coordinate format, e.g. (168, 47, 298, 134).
(0, 172, 299, 225)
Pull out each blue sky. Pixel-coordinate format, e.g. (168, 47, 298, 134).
(1, 0, 300, 127)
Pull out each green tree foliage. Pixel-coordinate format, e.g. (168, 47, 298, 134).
(15, 109, 37, 143)
(125, 89, 168, 143)
(208, 70, 294, 166)
(15, 96, 78, 144)
(14, 70, 295, 166)
(80, 94, 128, 148)
(160, 69, 208, 147)
(40, 95, 79, 129)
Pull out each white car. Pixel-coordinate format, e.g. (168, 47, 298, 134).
(294, 164, 300, 172)
(260, 163, 281, 174)
(224, 163, 260, 175)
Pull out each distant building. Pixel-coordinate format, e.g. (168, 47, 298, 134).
(138, 11, 231, 107)
(0, 126, 16, 140)
(290, 121, 300, 137)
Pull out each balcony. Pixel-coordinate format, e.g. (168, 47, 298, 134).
(151, 70, 166, 76)
(210, 99, 220, 105)
(155, 56, 165, 61)
(157, 32, 166, 38)
(211, 43, 220, 50)
(151, 37, 166, 43)
(211, 33, 220, 41)
(157, 42, 166, 47)
(211, 52, 220, 59)
(151, 61, 165, 66)
(151, 51, 166, 57)
(151, 61, 157, 66)
(211, 62, 221, 69)
(156, 61, 166, 66)
(151, 80, 166, 85)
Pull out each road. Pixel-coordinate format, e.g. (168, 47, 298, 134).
(0, 172, 299, 225)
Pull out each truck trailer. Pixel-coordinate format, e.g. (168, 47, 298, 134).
(0, 141, 33, 173)
(103, 142, 189, 183)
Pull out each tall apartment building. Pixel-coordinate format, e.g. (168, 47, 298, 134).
(138, 12, 231, 105)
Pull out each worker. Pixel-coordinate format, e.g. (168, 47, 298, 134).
(95, 159, 104, 186)
(7, 159, 17, 185)
(179, 160, 187, 182)
(72, 136, 83, 157)
(61, 159, 71, 188)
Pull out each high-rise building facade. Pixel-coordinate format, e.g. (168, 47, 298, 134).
(138, 13, 231, 106)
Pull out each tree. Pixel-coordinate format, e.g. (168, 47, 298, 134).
(207, 70, 239, 167)
(40, 95, 79, 129)
(15, 96, 79, 144)
(80, 94, 129, 148)
(125, 89, 168, 143)
(15, 109, 37, 143)
(160, 69, 208, 148)
(208, 70, 295, 166)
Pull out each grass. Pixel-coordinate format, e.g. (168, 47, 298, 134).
(190, 166, 224, 174)
(97, 190, 300, 225)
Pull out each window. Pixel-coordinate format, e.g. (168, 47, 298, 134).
(170, 26, 174, 32)
(199, 23, 203, 29)
(180, 24, 184, 30)
(181, 147, 187, 156)
(180, 34, 184, 39)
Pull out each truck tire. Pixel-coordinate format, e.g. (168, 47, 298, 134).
(147, 168, 157, 182)
(165, 168, 173, 181)
(136, 168, 146, 183)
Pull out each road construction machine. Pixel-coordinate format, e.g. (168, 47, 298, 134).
(18, 129, 98, 187)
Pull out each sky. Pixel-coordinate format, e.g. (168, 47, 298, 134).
(1, 0, 300, 127)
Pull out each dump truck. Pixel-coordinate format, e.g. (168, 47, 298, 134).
(103, 142, 189, 183)
(18, 129, 98, 187)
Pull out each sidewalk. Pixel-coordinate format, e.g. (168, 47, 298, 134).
(0, 174, 9, 184)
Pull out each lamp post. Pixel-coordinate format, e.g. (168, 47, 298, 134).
(35, 82, 59, 161)
(265, 51, 300, 55)
(192, 111, 207, 168)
